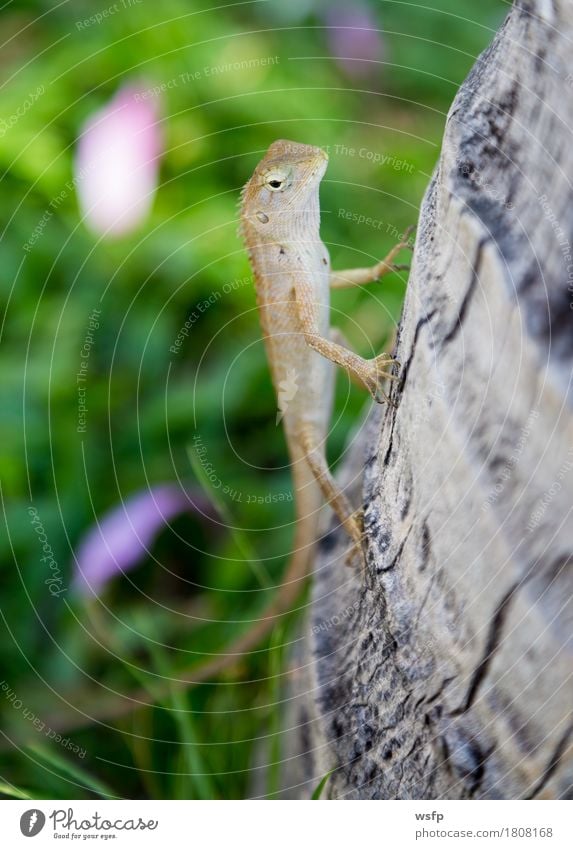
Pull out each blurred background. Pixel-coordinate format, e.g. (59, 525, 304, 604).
(1, 0, 505, 800)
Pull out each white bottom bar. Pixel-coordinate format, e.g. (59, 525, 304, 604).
(1, 799, 571, 848)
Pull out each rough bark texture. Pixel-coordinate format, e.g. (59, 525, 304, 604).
(286, 0, 573, 800)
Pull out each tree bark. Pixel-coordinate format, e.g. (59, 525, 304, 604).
(288, 0, 573, 800)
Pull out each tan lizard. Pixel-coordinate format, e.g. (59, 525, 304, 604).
(232, 139, 412, 635)
(166, 139, 412, 686)
(174, 140, 412, 685)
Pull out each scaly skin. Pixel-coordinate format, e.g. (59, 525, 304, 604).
(175, 139, 412, 684)
(235, 138, 412, 627)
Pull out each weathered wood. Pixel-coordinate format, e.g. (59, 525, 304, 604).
(289, 0, 573, 799)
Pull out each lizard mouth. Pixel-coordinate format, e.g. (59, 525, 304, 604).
(310, 148, 328, 166)
(310, 146, 328, 162)
(310, 150, 328, 179)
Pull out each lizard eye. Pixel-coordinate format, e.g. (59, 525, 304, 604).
(264, 171, 289, 191)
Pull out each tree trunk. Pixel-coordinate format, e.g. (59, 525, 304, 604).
(288, 0, 573, 800)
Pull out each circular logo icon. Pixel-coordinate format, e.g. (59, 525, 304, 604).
(20, 810, 46, 837)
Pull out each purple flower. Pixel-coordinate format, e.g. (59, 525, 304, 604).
(75, 84, 162, 237)
(73, 484, 212, 596)
(324, 5, 385, 79)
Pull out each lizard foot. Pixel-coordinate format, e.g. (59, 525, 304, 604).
(363, 352, 400, 404)
(374, 225, 416, 278)
(347, 507, 364, 540)
(398, 224, 416, 251)
(344, 510, 368, 570)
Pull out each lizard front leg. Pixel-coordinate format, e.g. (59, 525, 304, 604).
(331, 326, 399, 397)
(330, 226, 414, 289)
(295, 283, 398, 403)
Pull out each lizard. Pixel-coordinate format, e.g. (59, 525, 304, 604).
(170, 139, 412, 687)
(174, 140, 412, 686)
(230, 139, 413, 646)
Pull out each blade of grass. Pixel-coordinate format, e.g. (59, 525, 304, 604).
(126, 708, 164, 800)
(146, 639, 216, 800)
(27, 743, 119, 799)
(84, 601, 194, 799)
(85, 600, 234, 801)
(0, 781, 54, 800)
(311, 769, 335, 800)
(83, 599, 166, 703)
(187, 443, 271, 588)
(266, 622, 286, 799)
(0, 781, 31, 800)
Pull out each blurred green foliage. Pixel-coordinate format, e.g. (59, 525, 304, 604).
(1, 0, 505, 799)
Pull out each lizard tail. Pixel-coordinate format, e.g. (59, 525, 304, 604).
(177, 447, 321, 685)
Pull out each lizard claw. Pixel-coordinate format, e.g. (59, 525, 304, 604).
(344, 510, 368, 570)
(391, 225, 416, 258)
(374, 225, 416, 279)
(344, 509, 366, 574)
(363, 352, 400, 405)
(402, 224, 416, 248)
(390, 226, 416, 262)
(377, 261, 410, 277)
(392, 225, 416, 250)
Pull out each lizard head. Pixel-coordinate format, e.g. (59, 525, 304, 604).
(240, 139, 328, 238)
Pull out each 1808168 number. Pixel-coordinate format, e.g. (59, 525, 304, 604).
(511, 828, 553, 838)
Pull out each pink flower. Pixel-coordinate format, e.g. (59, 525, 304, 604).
(75, 85, 162, 237)
(73, 484, 214, 596)
(324, 5, 385, 80)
